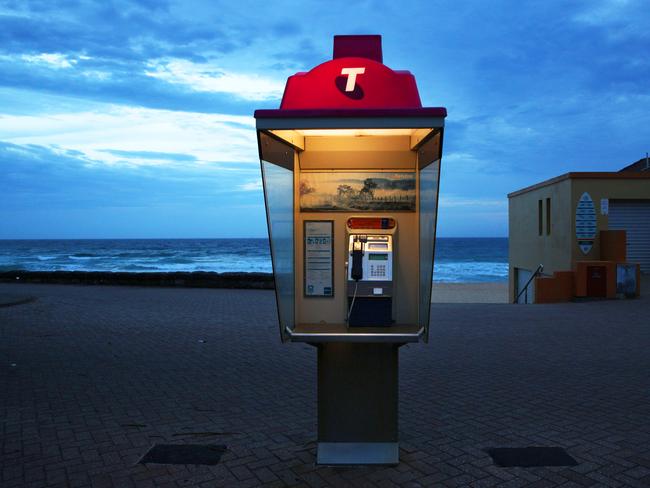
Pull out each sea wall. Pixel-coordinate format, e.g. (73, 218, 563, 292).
(0, 271, 275, 289)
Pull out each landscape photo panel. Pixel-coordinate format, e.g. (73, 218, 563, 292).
(300, 172, 416, 212)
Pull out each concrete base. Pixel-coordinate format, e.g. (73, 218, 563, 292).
(316, 342, 401, 465)
(317, 442, 398, 465)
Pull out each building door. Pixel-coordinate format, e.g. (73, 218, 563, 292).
(516, 268, 535, 304)
(608, 200, 650, 273)
(587, 266, 607, 297)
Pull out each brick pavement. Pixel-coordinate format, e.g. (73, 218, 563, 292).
(1, 282, 650, 487)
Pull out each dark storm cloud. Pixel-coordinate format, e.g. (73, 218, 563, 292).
(0, 1, 239, 62)
(0, 0, 298, 111)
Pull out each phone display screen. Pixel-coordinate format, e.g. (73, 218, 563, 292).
(369, 254, 388, 261)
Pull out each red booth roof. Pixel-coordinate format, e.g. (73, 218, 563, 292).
(254, 35, 446, 120)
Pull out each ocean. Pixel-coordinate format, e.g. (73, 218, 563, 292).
(0, 238, 508, 283)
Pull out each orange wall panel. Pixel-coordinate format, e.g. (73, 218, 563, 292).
(600, 230, 626, 261)
(535, 271, 574, 303)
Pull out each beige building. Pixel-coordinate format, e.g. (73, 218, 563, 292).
(508, 171, 650, 303)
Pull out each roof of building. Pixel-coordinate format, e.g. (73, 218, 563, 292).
(619, 157, 650, 173)
(508, 172, 650, 198)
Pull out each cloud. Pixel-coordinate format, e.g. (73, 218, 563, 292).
(0, 141, 261, 210)
(1, 0, 650, 238)
(0, 52, 284, 114)
(0, 2, 326, 112)
(0, 141, 267, 238)
(21, 52, 78, 68)
(100, 149, 198, 162)
(439, 195, 507, 209)
(573, 0, 649, 40)
(145, 58, 285, 101)
(0, 104, 258, 165)
(0, 2, 240, 62)
(0, 1, 302, 112)
(238, 179, 263, 191)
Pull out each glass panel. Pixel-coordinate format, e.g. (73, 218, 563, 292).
(418, 141, 441, 342)
(261, 159, 294, 341)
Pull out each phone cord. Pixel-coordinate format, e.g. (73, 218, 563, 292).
(347, 280, 358, 324)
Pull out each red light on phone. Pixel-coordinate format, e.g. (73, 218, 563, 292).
(347, 217, 396, 230)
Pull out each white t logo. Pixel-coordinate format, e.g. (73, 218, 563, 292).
(340, 67, 365, 92)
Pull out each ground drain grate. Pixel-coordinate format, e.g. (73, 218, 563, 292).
(139, 444, 227, 465)
(486, 447, 578, 467)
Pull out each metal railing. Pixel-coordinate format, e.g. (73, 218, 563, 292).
(515, 264, 544, 304)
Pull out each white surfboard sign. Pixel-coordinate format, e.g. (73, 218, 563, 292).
(576, 192, 596, 255)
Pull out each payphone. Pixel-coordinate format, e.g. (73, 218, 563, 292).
(255, 34, 446, 465)
(347, 220, 395, 326)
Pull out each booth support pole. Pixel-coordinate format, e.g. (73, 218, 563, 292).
(316, 342, 401, 465)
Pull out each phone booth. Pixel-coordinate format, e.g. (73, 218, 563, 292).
(255, 35, 446, 465)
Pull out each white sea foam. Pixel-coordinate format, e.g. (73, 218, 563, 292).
(0, 238, 508, 282)
(434, 261, 508, 283)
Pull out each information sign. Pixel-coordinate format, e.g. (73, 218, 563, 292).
(304, 221, 334, 297)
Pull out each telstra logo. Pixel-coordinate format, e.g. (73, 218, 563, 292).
(340, 67, 365, 92)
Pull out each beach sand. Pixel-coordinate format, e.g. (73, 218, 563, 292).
(432, 281, 508, 303)
(1, 270, 508, 303)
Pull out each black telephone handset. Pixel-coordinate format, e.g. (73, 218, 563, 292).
(351, 235, 364, 281)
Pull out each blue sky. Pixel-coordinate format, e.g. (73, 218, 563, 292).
(1, 0, 649, 238)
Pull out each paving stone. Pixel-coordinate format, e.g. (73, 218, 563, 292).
(1, 282, 650, 487)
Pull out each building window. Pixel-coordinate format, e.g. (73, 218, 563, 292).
(538, 200, 543, 236)
(546, 198, 551, 235)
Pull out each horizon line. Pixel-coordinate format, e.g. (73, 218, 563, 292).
(0, 236, 509, 240)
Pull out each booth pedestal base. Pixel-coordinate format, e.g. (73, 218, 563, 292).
(316, 343, 401, 465)
(317, 442, 398, 465)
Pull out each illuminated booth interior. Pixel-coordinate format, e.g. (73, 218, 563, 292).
(256, 35, 446, 464)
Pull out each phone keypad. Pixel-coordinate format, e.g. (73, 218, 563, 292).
(370, 264, 386, 278)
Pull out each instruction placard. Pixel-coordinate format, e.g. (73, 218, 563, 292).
(304, 221, 333, 297)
